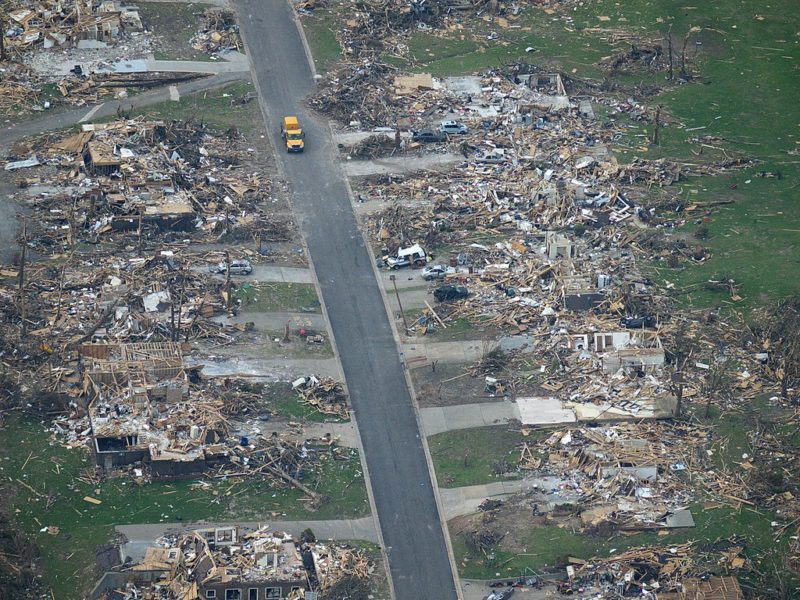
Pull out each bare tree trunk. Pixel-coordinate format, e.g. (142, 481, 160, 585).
(652, 105, 662, 145)
(0, 20, 6, 62)
(666, 25, 674, 81)
(680, 34, 690, 79)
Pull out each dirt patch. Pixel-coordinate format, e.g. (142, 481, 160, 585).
(139, 1, 215, 62)
(450, 491, 569, 554)
(410, 362, 509, 407)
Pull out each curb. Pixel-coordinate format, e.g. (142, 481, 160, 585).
(234, 4, 394, 599)
(331, 121, 465, 600)
(289, 1, 320, 80)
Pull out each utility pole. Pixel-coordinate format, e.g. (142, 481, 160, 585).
(390, 274, 409, 335)
(137, 206, 144, 256)
(224, 251, 232, 310)
(17, 219, 27, 336)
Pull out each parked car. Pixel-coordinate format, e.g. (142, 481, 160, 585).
(411, 129, 446, 143)
(386, 243, 428, 269)
(439, 120, 468, 134)
(209, 259, 253, 275)
(434, 285, 469, 302)
(421, 264, 455, 280)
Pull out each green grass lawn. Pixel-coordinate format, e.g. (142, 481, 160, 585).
(234, 282, 321, 313)
(139, 1, 217, 62)
(0, 416, 367, 599)
(268, 386, 349, 423)
(429, 426, 531, 488)
(300, 12, 342, 74)
(452, 501, 791, 582)
(128, 81, 263, 136)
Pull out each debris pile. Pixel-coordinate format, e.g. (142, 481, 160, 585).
(341, 134, 400, 160)
(519, 422, 703, 531)
(190, 9, 242, 57)
(293, 375, 349, 418)
(6, 118, 284, 252)
(95, 526, 374, 600)
(3, 0, 143, 54)
(0, 0, 157, 114)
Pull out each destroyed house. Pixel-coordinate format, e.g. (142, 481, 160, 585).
(601, 331, 664, 374)
(110, 190, 197, 233)
(561, 274, 604, 312)
(657, 576, 743, 600)
(83, 342, 228, 477)
(84, 140, 122, 175)
(515, 73, 571, 112)
(5, 1, 142, 49)
(92, 529, 310, 600)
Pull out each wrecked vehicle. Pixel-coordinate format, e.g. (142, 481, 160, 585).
(439, 120, 468, 135)
(209, 259, 253, 275)
(434, 285, 469, 302)
(412, 129, 446, 143)
(621, 315, 658, 329)
(386, 243, 428, 269)
(476, 149, 507, 164)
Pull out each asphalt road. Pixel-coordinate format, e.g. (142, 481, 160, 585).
(234, 1, 459, 598)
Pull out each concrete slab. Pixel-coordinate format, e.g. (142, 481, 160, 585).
(232, 420, 359, 448)
(187, 355, 340, 380)
(499, 334, 537, 354)
(386, 287, 430, 312)
(517, 397, 576, 425)
(97, 58, 250, 75)
(402, 340, 495, 365)
(334, 130, 412, 145)
(438, 476, 567, 520)
(212, 311, 327, 331)
(380, 269, 430, 289)
(419, 400, 519, 436)
(665, 509, 695, 528)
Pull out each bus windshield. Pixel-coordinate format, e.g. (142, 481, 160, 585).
(287, 132, 303, 140)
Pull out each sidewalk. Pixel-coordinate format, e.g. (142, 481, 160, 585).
(0, 71, 248, 144)
(117, 516, 379, 561)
